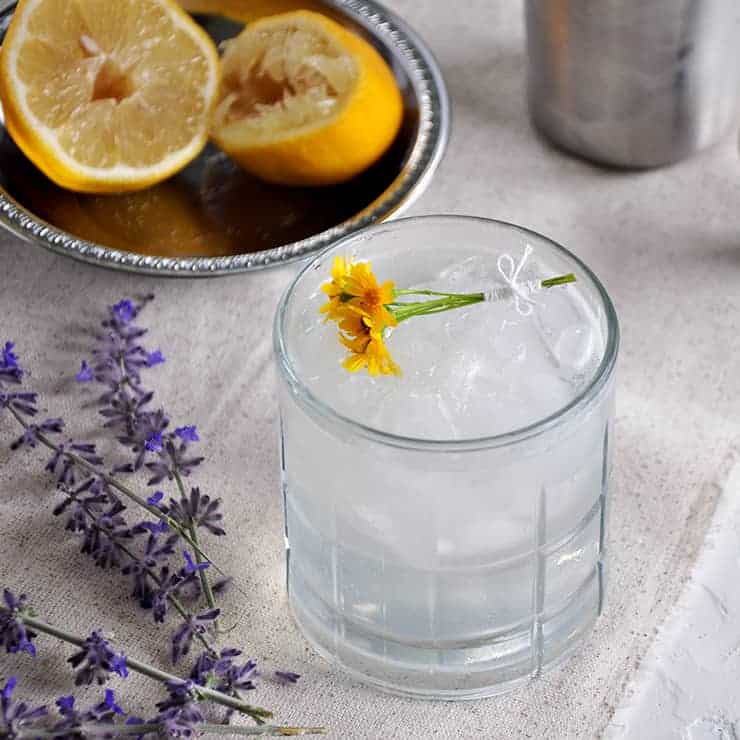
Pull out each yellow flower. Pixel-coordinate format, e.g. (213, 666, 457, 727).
(320, 256, 397, 328)
(338, 312, 400, 377)
(320, 255, 353, 321)
(341, 260, 397, 328)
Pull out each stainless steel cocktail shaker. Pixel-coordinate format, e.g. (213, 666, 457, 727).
(525, 0, 740, 167)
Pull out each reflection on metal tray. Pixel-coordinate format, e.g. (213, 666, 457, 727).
(0, 0, 449, 275)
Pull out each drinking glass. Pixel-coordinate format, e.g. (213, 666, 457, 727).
(274, 215, 619, 698)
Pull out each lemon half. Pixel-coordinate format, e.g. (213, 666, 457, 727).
(0, 0, 220, 193)
(210, 10, 403, 186)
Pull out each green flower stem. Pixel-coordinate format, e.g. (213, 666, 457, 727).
(389, 294, 484, 323)
(388, 273, 577, 323)
(171, 469, 218, 619)
(541, 272, 576, 288)
(17, 724, 326, 738)
(5, 405, 237, 592)
(393, 288, 486, 299)
(21, 616, 272, 724)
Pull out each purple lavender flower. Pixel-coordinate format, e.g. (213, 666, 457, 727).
(171, 610, 219, 664)
(150, 566, 199, 624)
(0, 676, 48, 737)
(0, 390, 38, 417)
(76, 360, 95, 382)
(188, 648, 258, 723)
(112, 300, 136, 324)
(147, 491, 165, 507)
(53, 478, 108, 537)
(2, 342, 18, 369)
(9, 418, 64, 450)
(46, 440, 103, 487)
(145, 437, 204, 487)
(56, 695, 76, 716)
(99, 390, 154, 436)
(174, 426, 199, 444)
(189, 649, 225, 686)
(122, 531, 179, 609)
(0, 590, 37, 657)
(154, 680, 204, 737)
(215, 655, 258, 697)
(165, 488, 225, 537)
(144, 462, 171, 487)
(89, 299, 165, 448)
(0, 341, 23, 388)
(121, 561, 154, 609)
(80, 502, 133, 570)
(52, 689, 127, 738)
(182, 552, 208, 575)
(58, 497, 91, 535)
(112, 409, 168, 473)
(97, 688, 125, 717)
(68, 631, 129, 686)
(145, 431, 164, 453)
(146, 350, 165, 368)
(134, 520, 170, 536)
(274, 671, 301, 685)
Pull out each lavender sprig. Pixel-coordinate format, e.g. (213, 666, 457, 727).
(75, 300, 222, 623)
(1, 679, 322, 738)
(79, 297, 220, 626)
(0, 591, 272, 725)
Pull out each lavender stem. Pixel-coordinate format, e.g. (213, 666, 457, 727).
(172, 469, 218, 618)
(21, 616, 272, 723)
(17, 724, 325, 738)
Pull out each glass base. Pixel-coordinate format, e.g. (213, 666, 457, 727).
(289, 567, 602, 700)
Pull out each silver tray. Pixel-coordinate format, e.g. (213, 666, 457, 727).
(0, 0, 449, 275)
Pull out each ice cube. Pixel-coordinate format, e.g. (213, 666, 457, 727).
(555, 325, 595, 372)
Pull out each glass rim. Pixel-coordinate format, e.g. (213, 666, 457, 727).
(274, 215, 620, 452)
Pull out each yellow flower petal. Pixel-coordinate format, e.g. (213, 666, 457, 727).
(342, 354, 368, 373)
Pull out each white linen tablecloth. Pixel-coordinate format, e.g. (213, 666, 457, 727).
(2, 1, 740, 737)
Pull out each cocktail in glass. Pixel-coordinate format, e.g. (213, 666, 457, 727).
(274, 215, 619, 698)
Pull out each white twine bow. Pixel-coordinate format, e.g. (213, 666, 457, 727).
(496, 244, 538, 316)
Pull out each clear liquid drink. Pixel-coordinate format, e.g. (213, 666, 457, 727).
(274, 216, 619, 698)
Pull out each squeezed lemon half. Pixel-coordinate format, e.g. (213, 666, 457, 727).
(0, 0, 220, 193)
(210, 10, 403, 186)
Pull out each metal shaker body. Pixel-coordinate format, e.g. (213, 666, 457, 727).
(525, 0, 740, 167)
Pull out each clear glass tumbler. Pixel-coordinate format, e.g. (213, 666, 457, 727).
(274, 216, 619, 698)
